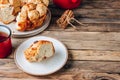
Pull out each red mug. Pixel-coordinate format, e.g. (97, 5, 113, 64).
(0, 25, 12, 58)
(53, 0, 82, 9)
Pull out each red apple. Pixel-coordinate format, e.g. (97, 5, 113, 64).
(53, 0, 82, 9)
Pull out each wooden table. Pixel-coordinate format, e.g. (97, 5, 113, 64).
(1, 0, 120, 80)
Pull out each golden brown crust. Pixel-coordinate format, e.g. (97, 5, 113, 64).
(12, 6, 21, 15)
(17, 14, 46, 31)
(24, 40, 55, 62)
(9, 0, 21, 7)
(17, 20, 31, 31)
(0, 0, 9, 4)
(31, 15, 46, 28)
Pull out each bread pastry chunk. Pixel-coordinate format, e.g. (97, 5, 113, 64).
(9, 0, 21, 15)
(0, 5, 15, 24)
(12, 6, 21, 15)
(0, 0, 21, 6)
(16, 3, 47, 31)
(0, 0, 21, 24)
(9, 0, 21, 7)
(24, 40, 55, 62)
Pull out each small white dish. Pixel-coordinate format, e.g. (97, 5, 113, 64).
(14, 36, 68, 76)
(0, 10, 51, 37)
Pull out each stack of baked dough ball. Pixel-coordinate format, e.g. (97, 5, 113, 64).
(16, 2, 48, 31)
(0, 0, 49, 31)
(24, 40, 55, 62)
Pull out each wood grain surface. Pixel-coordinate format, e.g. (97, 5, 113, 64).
(1, 0, 120, 80)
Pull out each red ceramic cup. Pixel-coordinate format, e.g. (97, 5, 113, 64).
(0, 25, 12, 58)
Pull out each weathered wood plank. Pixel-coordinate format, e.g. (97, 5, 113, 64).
(0, 73, 120, 80)
(48, 23, 120, 32)
(51, 17, 120, 24)
(40, 31, 120, 41)
(77, 18, 120, 23)
(11, 32, 120, 51)
(68, 50, 120, 61)
(62, 40, 120, 50)
(0, 59, 120, 79)
(10, 50, 120, 61)
(50, 8, 120, 19)
(1, 60, 120, 73)
(13, 32, 120, 42)
(81, 0, 120, 9)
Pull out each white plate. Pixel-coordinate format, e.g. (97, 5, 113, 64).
(14, 36, 68, 76)
(0, 10, 51, 37)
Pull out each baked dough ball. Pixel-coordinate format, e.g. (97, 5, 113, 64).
(16, 10, 27, 22)
(36, 3, 47, 17)
(31, 14, 46, 29)
(24, 40, 55, 62)
(28, 10, 39, 21)
(21, 3, 36, 12)
(27, 0, 49, 6)
(41, 0, 49, 6)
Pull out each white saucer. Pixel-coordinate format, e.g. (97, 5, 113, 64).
(14, 36, 68, 76)
(0, 10, 51, 37)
